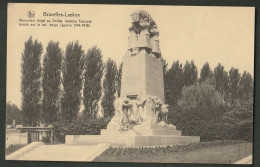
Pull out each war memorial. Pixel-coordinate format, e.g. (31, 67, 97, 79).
(66, 10, 200, 146)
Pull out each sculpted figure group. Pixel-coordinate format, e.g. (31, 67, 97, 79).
(127, 10, 161, 59)
(109, 95, 169, 131)
(105, 10, 171, 132)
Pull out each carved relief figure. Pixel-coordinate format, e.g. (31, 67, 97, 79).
(145, 96, 162, 123)
(127, 24, 138, 51)
(106, 98, 125, 130)
(128, 10, 157, 56)
(150, 22, 161, 59)
(121, 99, 132, 124)
(158, 104, 169, 123)
(128, 22, 141, 55)
(137, 15, 151, 53)
(135, 96, 146, 122)
(154, 98, 162, 122)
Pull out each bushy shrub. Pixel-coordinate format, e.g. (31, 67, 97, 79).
(53, 116, 112, 143)
(42, 136, 51, 144)
(222, 99, 253, 142)
(53, 121, 69, 143)
(168, 80, 253, 142)
(6, 102, 23, 125)
(168, 81, 228, 141)
(68, 116, 112, 135)
(178, 81, 225, 113)
(169, 108, 228, 141)
(5, 144, 26, 156)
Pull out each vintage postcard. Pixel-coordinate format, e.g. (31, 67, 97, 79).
(6, 3, 254, 164)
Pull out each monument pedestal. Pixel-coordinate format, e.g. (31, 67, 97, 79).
(121, 52, 165, 103)
(65, 124, 200, 146)
(65, 54, 200, 147)
(65, 10, 200, 147)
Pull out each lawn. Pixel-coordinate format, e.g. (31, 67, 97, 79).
(94, 140, 252, 164)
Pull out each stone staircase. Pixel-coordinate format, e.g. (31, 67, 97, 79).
(15, 143, 109, 161)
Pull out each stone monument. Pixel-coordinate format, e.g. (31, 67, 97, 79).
(66, 10, 200, 146)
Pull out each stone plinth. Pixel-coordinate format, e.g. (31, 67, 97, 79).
(66, 135, 200, 146)
(64, 53, 201, 147)
(101, 129, 181, 136)
(65, 124, 200, 146)
(121, 53, 165, 103)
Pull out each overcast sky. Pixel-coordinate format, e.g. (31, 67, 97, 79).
(7, 4, 255, 108)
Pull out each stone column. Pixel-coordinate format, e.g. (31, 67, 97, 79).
(50, 130, 54, 144)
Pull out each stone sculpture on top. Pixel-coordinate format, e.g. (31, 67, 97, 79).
(127, 10, 161, 59)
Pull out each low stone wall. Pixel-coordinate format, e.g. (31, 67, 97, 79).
(6, 142, 44, 160)
(6, 129, 18, 134)
(6, 130, 28, 148)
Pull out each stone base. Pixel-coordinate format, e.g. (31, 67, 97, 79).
(101, 129, 182, 136)
(65, 124, 200, 146)
(65, 135, 200, 146)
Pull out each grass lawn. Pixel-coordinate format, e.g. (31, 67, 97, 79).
(94, 140, 252, 164)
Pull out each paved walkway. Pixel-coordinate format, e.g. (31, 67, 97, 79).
(17, 143, 109, 161)
(233, 155, 252, 164)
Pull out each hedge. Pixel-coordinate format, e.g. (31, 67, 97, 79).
(53, 116, 112, 143)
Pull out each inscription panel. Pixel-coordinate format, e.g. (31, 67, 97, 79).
(121, 53, 164, 103)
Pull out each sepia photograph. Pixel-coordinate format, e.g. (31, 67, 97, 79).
(5, 3, 254, 164)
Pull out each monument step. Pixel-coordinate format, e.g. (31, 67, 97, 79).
(150, 124, 176, 130)
(106, 124, 176, 131)
(23, 150, 87, 155)
(101, 129, 181, 136)
(66, 135, 200, 146)
(66, 135, 135, 146)
(36, 146, 91, 151)
(101, 129, 136, 136)
(20, 153, 82, 161)
(18, 144, 109, 161)
(141, 129, 181, 136)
